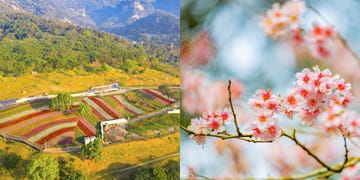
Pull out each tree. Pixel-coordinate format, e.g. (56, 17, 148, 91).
(159, 84, 173, 99)
(3, 153, 22, 169)
(77, 103, 92, 117)
(153, 167, 167, 180)
(164, 160, 179, 180)
(133, 168, 152, 180)
(50, 93, 73, 111)
(58, 158, 86, 180)
(81, 138, 102, 162)
(27, 157, 59, 180)
(133, 167, 169, 180)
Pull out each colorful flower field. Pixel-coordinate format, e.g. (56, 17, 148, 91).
(0, 103, 93, 147)
(0, 88, 179, 148)
(111, 95, 144, 115)
(77, 117, 96, 136)
(139, 89, 175, 104)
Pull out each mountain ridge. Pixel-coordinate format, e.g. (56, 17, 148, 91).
(0, 0, 179, 42)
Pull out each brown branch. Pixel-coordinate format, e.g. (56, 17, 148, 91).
(281, 130, 335, 171)
(272, 157, 360, 180)
(180, 126, 271, 143)
(228, 80, 242, 136)
(339, 133, 349, 172)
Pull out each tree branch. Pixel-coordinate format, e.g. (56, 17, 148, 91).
(228, 80, 242, 136)
(281, 130, 337, 172)
(180, 126, 271, 143)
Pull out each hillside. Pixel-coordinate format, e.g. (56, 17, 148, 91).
(0, 13, 179, 77)
(109, 10, 179, 40)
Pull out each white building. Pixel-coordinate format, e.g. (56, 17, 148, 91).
(100, 118, 128, 140)
(168, 109, 180, 114)
(84, 136, 96, 145)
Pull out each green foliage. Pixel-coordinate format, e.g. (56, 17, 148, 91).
(159, 84, 173, 99)
(153, 167, 167, 180)
(133, 168, 152, 180)
(3, 153, 22, 169)
(132, 161, 180, 180)
(0, 13, 178, 77)
(81, 138, 103, 162)
(164, 160, 180, 180)
(101, 63, 113, 72)
(26, 156, 59, 180)
(58, 158, 86, 180)
(122, 59, 145, 74)
(77, 103, 92, 117)
(127, 113, 179, 135)
(50, 93, 73, 111)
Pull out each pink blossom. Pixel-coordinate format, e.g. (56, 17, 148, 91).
(247, 121, 281, 141)
(181, 31, 215, 66)
(249, 89, 281, 114)
(308, 24, 337, 58)
(188, 117, 208, 135)
(249, 66, 353, 135)
(259, 0, 305, 39)
(340, 110, 360, 137)
(318, 105, 343, 133)
(181, 69, 244, 114)
(189, 135, 206, 146)
(188, 166, 198, 180)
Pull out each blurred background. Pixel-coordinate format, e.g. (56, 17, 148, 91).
(180, 0, 360, 179)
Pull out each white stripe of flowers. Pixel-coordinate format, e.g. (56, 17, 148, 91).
(114, 95, 144, 114)
(28, 121, 77, 142)
(0, 105, 49, 123)
(83, 97, 113, 119)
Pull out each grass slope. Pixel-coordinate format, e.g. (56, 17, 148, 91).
(0, 68, 179, 100)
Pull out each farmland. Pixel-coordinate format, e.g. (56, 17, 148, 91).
(0, 87, 179, 149)
(0, 132, 180, 179)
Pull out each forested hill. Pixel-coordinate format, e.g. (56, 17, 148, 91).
(0, 13, 179, 77)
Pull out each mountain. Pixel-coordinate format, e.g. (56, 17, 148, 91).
(108, 10, 179, 43)
(153, 0, 179, 16)
(0, 0, 179, 43)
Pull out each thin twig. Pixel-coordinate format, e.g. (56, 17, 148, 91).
(228, 80, 242, 136)
(272, 157, 360, 180)
(339, 133, 349, 171)
(281, 130, 337, 172)
(307, 3, 331, 25)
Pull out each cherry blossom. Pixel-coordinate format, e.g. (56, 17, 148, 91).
(187, 117, 208, 135)
(188, 166, 197, 180)
(187, 108, 234, 141)
(182, 68, 244, 114)
(246, 121, 281, 141)
(189, 135, 206, 146)
(340, 110, 360, 137)
(181, 31, 215, 66)
(259, 0, 305, 39)
(318, 104, 343, 133)
(247, 66, 354, 140)
(308, 24, 337, 58)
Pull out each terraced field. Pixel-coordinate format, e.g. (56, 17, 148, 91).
(0, 88, 178, 148)
(0, 103, 82, 148)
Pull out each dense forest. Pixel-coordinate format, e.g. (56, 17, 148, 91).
(0, 13, 179, 77)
